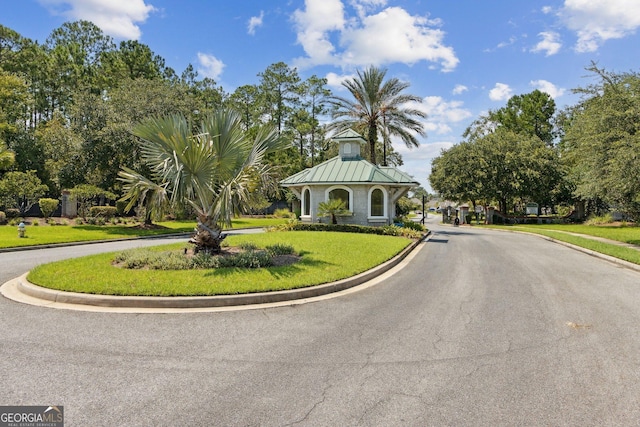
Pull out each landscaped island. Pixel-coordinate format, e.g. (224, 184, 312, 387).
(27, 231, 415, 296)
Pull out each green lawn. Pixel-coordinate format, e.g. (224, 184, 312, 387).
(0, 217, 287, 249)
(486, 223, 640, 245)
(485, 223, 640, 265)
(27, 231, 412, 296)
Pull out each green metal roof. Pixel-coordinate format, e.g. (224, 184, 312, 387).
(379, 166, 418, 184)
(331, 128, 366, 143)
(280, 156, 418, 186)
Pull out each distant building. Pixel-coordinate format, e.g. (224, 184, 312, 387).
(280, 129, 418, 226)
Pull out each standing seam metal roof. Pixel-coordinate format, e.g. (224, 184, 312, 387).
(280, 156, 417, 185)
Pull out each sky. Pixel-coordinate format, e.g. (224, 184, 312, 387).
(3, 0, 640, 191)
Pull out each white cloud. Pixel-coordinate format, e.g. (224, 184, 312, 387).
(349, 0, 387, 19)
(248, 11, 264, 35)
(530, 79, 565, 98)
(452, 84, 468, 95)
(39, 0, 156, 39)
(484, 36, 516, 53)
(531, 31, 562, 56)
(197, 53, 225, 80)
(292, 1, 458, 72)
(292, 0, 346, 66)
(489, 83, 513, 101)
(415, 96, 472, 135)
(325, 71, 356, 91)
(560, 0, 640, 52)
(542, 6, 554, 14)
(341, 7, 458, 71)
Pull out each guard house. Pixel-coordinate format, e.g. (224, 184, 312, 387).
(280, 129, 419, 226)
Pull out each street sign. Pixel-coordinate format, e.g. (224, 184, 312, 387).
(526, 202, 538, 215)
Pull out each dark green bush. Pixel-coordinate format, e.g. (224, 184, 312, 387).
(5, 208, 20, 218)
(116, 200, 132, 216)
(267, 222, 424, 239)
(400, 221, 424, 231)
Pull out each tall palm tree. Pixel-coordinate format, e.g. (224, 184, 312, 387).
(327, 66, 427, 165)
(118, 109, 286, 253)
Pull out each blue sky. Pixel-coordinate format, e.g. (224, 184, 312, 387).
(3, 0, 640, 190)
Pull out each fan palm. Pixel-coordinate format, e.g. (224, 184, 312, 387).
(118, 109, 286, 253)
(317, 199, 351, 224)
(327, 66, 427, 165)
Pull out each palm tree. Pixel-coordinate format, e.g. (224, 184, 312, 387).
(317, 199, 351, 224)
(327, 66, 427, 165)
(118, 109, 286, 253)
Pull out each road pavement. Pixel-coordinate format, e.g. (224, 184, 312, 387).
(2, 219, 640, 426)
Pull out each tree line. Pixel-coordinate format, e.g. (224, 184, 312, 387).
(0, 21, 429, 218)
(429, 63, 640, 221)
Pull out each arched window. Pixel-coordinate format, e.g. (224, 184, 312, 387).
(370, 188, 384, 216)
(327, 186, 351, 210)
(368, 186, 388, 219)
(302, 188, 311, 216)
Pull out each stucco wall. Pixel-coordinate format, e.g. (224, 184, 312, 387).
(301, 184, 393, 226)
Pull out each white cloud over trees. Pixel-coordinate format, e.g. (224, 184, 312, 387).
(197, 53, 225, 80)
(560, 0, 640, 52)
(39, 0, 156, 39)
(292, 0, 458, 71)
(489, 83, 513, 101)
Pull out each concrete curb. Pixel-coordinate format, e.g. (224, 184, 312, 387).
(484, 227, 640, 274)
(10, 233, 429, 309)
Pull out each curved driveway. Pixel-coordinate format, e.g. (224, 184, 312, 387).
(2, 219, 640, 426)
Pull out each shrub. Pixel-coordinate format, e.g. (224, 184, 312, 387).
(89, 206, 117, 219)
(85, 217, 106, 226)
(400, 221, 424, 231)
(266, 243, 295, 256)
(585, 213, 614, 225)
(75, 218, 84, 225)
(5, 208, 20, 218)
(218, 250, 272, 268)
(38, 198, 59, 219)
(0, 211, 6, 225)
(273, 208, 295, 219)
(114, 247, 276, 270)
(267, 222, 425, 239)
(115, 200, 132, 216)
(8, 217, 24, 226)
(239, 241, 259, 251)
(47, 219, 57, 226)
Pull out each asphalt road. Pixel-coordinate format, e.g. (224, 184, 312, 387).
(2, 220, 640, 426)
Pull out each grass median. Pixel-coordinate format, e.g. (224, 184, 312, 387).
(27, 231, 413, 296)
(484, 224, 640, 265)
(0, 217, 286, 249)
